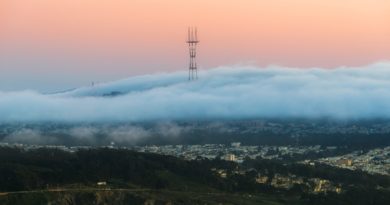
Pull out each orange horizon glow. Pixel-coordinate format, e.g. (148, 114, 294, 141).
(0, 0, 390, 91)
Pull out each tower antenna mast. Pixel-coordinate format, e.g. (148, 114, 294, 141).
(187, 27, 199, 80)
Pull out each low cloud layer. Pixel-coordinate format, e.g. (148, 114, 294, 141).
(0, 123, 190, 146)
(2, 62, 390, 122)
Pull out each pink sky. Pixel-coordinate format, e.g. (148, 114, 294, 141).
(0, 0, 390, 91)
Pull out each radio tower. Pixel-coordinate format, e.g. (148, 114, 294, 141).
(187, 27, 199, 80)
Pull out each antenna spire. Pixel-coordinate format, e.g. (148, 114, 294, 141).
(186, 27, 199, 81)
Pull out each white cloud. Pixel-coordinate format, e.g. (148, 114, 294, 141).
(106, 126, 151, 145)
(1, 62, 390, 122)
(155, 122, 187, 138)
(3, 129, 58, 144)
(68, 126, 99, 144)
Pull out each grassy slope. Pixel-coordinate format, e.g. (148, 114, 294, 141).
(0, 189, 302, 205)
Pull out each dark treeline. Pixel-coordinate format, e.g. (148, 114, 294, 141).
(1, 147, 390, 204)
(0, 147, 225, 192)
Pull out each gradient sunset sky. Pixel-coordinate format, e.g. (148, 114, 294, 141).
(0, 0, 389, 92)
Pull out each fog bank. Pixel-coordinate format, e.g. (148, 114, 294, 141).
(1, 62, 390, 122)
